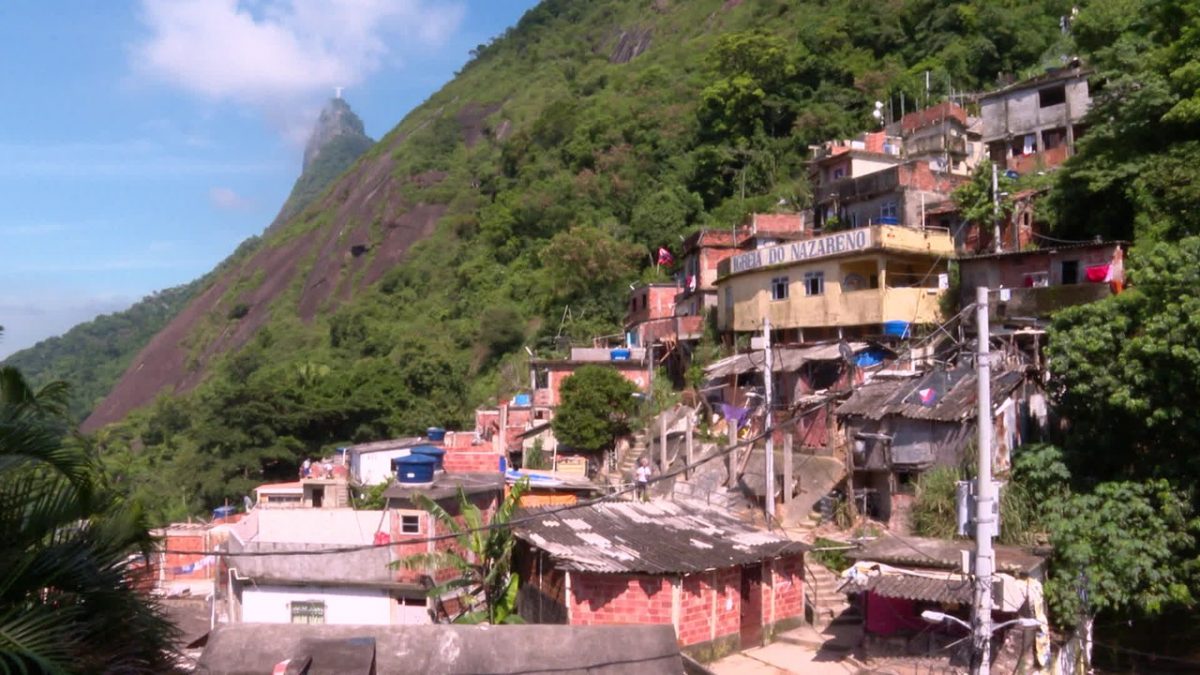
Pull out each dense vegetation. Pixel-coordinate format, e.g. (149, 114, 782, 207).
(0, 355, 177, 672)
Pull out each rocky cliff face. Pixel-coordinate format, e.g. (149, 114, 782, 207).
(302, 98, 371, 172)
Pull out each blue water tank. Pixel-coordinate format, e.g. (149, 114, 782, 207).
(610, 348, 631, 361)
(513, 393, 532, 406)
(879, 216, 900, 225)
(411, 445, 446, 472)
(426, 427, 446, 442)
(213, 505, 236, 519)
(393, 454, 437, 484)
(883, 321, 911, 338)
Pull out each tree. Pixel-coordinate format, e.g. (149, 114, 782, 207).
(395, 478, 530, 624)
(951, 159, 1014, 233)
(552, 365, 639, 452)
(0, 366, 177, 672)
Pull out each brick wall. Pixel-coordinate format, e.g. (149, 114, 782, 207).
(676, 568, 741, 647)
(767, 554, 806, 629)
(160, 530, 209, 581)
(569, 573, 674, 628)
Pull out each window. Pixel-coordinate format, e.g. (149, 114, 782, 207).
(534, 368, 549, 389)
(770, 276, 789, 301)
(401, 514, 421, 534)
(804, 271, 824, 296)
(1039, 85, 1066, 108)
(1061, 260, 1079, 285)
(880, 201, 898, 223)
(832, 167, 845, 180)
(1042, 127, 1066, 151)
(291, 601, 325, 624)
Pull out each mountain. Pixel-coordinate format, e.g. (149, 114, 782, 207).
(4, 98, 375, 423)
(84, 0, 1072, 511)
(271, 97, 376, 232)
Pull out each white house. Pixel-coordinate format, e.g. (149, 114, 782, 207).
(346, 437, 423, 486)
(224, 509, 430, 626)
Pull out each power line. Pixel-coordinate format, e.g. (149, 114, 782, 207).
(155, 402, 828, 558)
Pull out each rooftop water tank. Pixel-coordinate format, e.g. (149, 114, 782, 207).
(883, 321, 911, 338)
(212, 505, 236, 520)
(411, 445, 446, 472)
(393, 454, 437, 484)
(426, 427, 446, 442)
(610, 348, 631, 361)
(513, 393, 532, 406)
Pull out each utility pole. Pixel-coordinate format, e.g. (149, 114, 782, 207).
(763, 317, 775, 519)
(973, 286, 996, 675)
(991, 163, 1002, 254)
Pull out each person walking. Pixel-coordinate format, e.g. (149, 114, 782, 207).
(635, 457, 652, 502)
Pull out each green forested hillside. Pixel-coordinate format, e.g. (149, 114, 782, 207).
(92, 0, 1076, 521)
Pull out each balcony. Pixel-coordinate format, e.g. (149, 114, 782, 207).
(729, 287, 945, 332)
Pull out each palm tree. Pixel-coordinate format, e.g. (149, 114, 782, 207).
(0, 364, 178, 673)
(395, 478, 530, 624)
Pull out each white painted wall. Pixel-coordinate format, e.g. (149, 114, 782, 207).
(241, 585, 392, 625)
(353, 449, 411, 486)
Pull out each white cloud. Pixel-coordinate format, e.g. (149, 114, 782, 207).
(131, 1, 465, 116)
(210, 186, 253, 210)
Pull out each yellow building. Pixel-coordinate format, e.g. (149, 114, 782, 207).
(716, 225, 954, 340)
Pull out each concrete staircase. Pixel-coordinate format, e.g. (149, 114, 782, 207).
(615, 431, 648, 484)
(807, 563, 853, 629)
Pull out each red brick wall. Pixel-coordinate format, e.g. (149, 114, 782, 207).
(676, 568, 741, 647)
(626, 285, 681, 326)
(767, 555, 806, 626)
(541, 364, 650, 407)
(569, 573, 674, 628)
(160, 531, 209, 581)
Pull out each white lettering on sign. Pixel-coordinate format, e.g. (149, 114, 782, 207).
(728, 229, 872, 274)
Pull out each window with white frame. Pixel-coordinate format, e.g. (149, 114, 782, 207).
(401, 514, 421, 534)
(290, 601, 325, 624)
(804, 271, 824, 296)
(770, 276, 789, 301)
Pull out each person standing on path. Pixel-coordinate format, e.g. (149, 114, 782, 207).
(635, 457, 652, 502)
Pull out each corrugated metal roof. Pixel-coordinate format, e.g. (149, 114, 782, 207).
(513, 501, 806, 574)
(844, 572, 974, 604)
(958, 240, 1125, 262)
(704, 342, 868, 379)
(835, 367, 1026, 422)
(849, 535, 1046, 575)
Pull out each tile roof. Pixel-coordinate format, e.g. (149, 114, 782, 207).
(836, 367, 1027, 423)
(513, 501, 806, 574)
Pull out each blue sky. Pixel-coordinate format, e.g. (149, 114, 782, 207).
(0, 0, 537, 359)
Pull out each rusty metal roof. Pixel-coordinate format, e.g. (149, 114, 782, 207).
(847, 572, 975, 604)
(513, 501, 807, 574)
(835, 367, 1026, 422)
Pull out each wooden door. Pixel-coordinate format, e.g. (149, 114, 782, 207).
(739, 563, 764, 649)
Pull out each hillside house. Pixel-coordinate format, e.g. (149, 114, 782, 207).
(513, 501, 807, 660)
(835, 367, 1047, 529)
(529, 347, 652, 408)
(224, 509, 427, 626)
(892, 102, 983, 176)
(809, 131, 904, 196)
(958, 241, 1126, 321)
(981, 62, 1092, 174)
(674, 214, 808, 320)
(346, 437, 423, 486)
(716, 225, 954, 341)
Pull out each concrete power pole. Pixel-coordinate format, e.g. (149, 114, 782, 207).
(763, 317, 775, 520)
(973, 286, 996, 674)
(991, 163, 1002, 254)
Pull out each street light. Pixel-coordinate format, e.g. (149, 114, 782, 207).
(921, 610, 1041, 632)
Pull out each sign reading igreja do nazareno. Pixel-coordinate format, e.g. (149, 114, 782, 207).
(728, 228, 872, 275)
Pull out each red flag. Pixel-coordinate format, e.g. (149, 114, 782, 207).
(656, 246, 674, 266)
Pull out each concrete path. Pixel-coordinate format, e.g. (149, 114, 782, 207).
(709, 625, 861, 675)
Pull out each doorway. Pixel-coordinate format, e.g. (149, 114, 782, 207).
(739, 564, 764, 649)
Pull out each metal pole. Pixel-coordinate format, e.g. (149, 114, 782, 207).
(763, 317, 775, 519)
(991, 163, 1002, 254)
(685, 412, 694, 479)
(974, 286, 996, 675)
